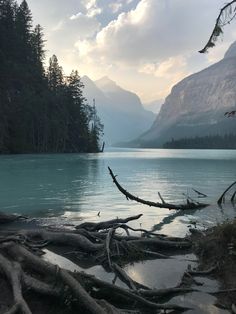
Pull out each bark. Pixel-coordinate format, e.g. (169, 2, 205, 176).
(108, 167, 209, 210)
(21, 229, 103, 252)
(5, 242, 106, 314)
(217, 181, 236, 205)
(0, 253, 32, 314)
(76, 214, 143, 231)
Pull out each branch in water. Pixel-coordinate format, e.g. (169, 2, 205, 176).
(108, 167, 209, 210)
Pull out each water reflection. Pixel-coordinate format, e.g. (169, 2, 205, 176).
(0, 149, 235, 237)
(151, 209, 198, 233)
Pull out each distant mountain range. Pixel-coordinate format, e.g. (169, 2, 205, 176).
(130, 41, 236, 148)
(81, 76, 155, 145)
(144, 99, 163, 114)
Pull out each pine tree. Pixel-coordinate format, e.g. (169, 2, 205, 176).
(15, 0, 33, 65)
(31, 24, 45, 76)
(47, 55, 64, 92)
(0, 0, 103, 154)
(66, 70, 90, 152)
(88, 100, 104, 152)
(0, 0, 17, 152)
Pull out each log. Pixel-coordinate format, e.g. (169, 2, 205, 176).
(108, 167, 209, 210)
(77, 272, 190, 311)
(76, 214, 143, 231)
(128, 237, 191, 250)
(21, 229, 103, 252)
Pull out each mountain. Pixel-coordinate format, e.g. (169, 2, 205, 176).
(134, 42, 236, 147)
(144, 99, 163, 114)
(81, 76, 155, 145)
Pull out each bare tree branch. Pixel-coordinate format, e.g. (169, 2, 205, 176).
(108, 167, 209, 210)
(199, 0, 236, 53)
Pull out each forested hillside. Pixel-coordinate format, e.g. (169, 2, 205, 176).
(163, 134, 236, 149)
(0, 0, 103, 153)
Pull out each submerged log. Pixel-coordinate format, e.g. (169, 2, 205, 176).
(108, 167, 209, 210)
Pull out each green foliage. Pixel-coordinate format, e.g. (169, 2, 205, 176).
(0, 0, 103, 153)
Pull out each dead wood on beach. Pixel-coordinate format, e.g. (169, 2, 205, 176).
(0, 213, 197, 314)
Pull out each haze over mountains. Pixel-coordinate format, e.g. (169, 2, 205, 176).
(144, 99, 163, 114)
(133, 41, 236, 147)
(81, 76, 155, 145)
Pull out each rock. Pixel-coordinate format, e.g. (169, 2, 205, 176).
(137, 41, 236, 146)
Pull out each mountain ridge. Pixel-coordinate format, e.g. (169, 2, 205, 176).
(132, 41, 236, 147)
(81, 76, 155, 145)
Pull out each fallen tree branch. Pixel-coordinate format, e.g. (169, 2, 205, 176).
(76, 214, 143, 231)
(108, 167, 209, 210)
(21, 229, 103, 252)
(78, 272, 190, 312)
(217, 181, 236, 205)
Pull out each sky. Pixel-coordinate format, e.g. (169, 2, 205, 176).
(19, 0, 236, 103)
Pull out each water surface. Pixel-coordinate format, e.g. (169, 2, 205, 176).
(1, 148, 235, 235)
(1, 148, 235, 313)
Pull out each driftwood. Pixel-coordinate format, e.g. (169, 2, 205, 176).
(217, 181, 236, 205)
(0, 212, 27, 224)
(0, 213, 201, 313)
(76, 214, 143, 231)
(108, 167, 209, 210)
(0, 211, 234, 313)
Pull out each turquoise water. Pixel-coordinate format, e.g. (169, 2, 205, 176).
(2, 148, 235, 313)
(0, 148, 236, 236)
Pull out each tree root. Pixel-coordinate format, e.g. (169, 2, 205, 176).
(0, 212, 210, 313)
(0, 253, 32, 314)
(3, 242, 106, 314)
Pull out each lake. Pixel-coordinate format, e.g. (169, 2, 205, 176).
(0, 148, 236, 237)
(1, 148, 235, 313)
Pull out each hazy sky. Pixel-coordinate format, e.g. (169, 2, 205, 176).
(20, 0, 236, 103)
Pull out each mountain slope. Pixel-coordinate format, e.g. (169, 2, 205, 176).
(144, 99, 163, 114)
(82, 76, 155, 145)
(135, 42, 236, 147)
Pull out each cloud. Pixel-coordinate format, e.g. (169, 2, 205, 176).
(73, 0, 232, 67)
(68, 13, 101, 38)
(20, 0, 236, 102)
(82, 0, 102, 17)
(139, 56, 187, 78)
(109, 2, 123, 14)
(46, 13, 101, 59)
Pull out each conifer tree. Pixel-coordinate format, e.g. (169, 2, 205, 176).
(0, 0, 103, 153)
(47, 55, 64, 92)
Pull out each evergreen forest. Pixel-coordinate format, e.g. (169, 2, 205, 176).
(163, 134, 236, 149)
(0, 0, 103, 154)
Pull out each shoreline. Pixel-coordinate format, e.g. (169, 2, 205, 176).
(0, 214, 235, 313)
